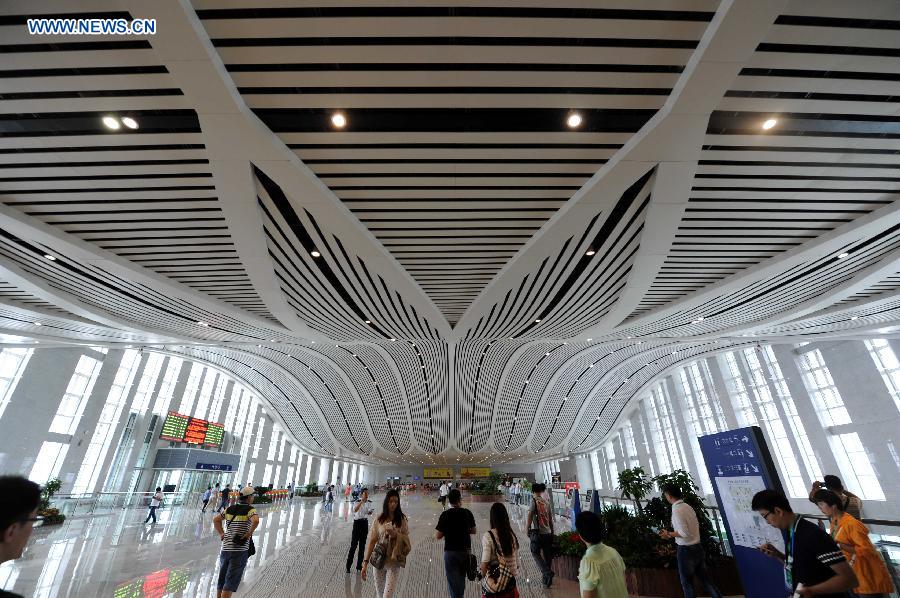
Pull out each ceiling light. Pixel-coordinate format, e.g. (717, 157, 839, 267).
(534, 319, 541, 323)
(762, 118, 777, 130)
(586, 338, 592, 342)
(310, 250, 321, 258)
(837, 252, 850, 259)
(566, 113, 583, 128)
(851, 316, 859, 321)
(121, 116, 138, 129)
(331, 112, 347, 128)
(585, 249, 595, 256)
(102, 116, 120, 130)
(365, 320, 371, 324)
(197, 321, 209, 327)
(43, 254, 56, 261)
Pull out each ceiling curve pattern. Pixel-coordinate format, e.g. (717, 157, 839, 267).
(1, 0, 899, 465)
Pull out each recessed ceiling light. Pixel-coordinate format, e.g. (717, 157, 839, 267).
(121, 116, 138, 129)
(364, 320, 371, 324)
(566, 112, 582, 128)
(851, 316, 859, 321)
(331, 112, 347, 128)
(102, 116, 120, 130)
(762, 118, 777, 130)
(585, 249, 595, 256)
(197, 321, 209, 327)
(33, 322, 42, 326)
(43, 254, 56, 261)
(310, 250, 321, 258)
(534, 319, 541, 323)
(837, 252, 850, 259)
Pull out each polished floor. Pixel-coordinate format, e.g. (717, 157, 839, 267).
(1, 492, 581, 597)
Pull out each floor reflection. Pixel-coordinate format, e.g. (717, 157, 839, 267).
(0, 493, 578, 598)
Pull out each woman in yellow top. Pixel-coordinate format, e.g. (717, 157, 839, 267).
(814, 489, 893, 598)
(574, 511, 629, 598)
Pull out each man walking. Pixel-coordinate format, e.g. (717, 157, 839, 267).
(144, 487, 163, 524)
(526, 483, 556, 588)
(213, 486, 260, 598)
(659, 484, 722, 598)
(346, 487, 372, 572)
(201, 486, 213, 513)
(512, 481, 522, 506)
(0, 476, 42, 598)
(216, 484, 232, 514)
(753, 488, 857, 598)
(438, 480, 450, 510)
(435, 489, 477, 598)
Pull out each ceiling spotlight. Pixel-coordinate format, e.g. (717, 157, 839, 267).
(851, 316, 859, 321)
(33, 322, 42, 326)
(102, 115, 120, 130)
(310, 250, 321, 258)
(197, 321, 209, 327)
(331, 112, 347, 128)
(43, 254, 56, 261)
(837, 252, 850, 259)
(534, 319, 541, 323)
(566, 112, 583, 128)
(762, 118, 777, 130)
(121, 116, 139, 129)
(585, 249, 595, 256)
(365, 320, 371, 324)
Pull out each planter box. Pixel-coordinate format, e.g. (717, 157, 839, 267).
(551, 554, 580, 580)
(469, 494, 504, 503)
(625, 561, 743, 598)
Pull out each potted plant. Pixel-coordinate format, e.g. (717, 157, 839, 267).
(38, 477, 66, 526)
(299, 482, 321, 497)
(468, 471, 504, 503)
(552, 530, 586, 579)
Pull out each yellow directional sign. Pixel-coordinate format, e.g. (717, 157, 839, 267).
(424, 467, 454, 479)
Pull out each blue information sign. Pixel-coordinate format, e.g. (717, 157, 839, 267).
(196, 463, 233, 471)
(698, 426, 786, 598)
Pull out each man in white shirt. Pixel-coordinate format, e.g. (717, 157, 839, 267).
(346, 487, 372, 572)
(659, 485, 721, 598)
(439, 481, 450, 510)
(144, 487, 163, 525)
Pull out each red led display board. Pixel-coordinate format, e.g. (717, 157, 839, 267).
(183, 417, 209, 445)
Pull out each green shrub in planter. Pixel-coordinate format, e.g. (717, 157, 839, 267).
(469, 471, 504, 496)
(555, 531, 587, 558)
(38, 478, 66, 526)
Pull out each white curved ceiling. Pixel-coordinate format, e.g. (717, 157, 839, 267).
(1, 0, 900, 465)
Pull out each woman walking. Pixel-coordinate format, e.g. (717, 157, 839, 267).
(480, 502, 519, 598)
(814, 489, 893, 598)
(361, 489, 411, 597)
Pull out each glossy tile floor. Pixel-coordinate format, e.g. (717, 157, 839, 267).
(1, 492, 581, 597)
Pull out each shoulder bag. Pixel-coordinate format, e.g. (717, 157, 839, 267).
(369, 522, 389, 569)
(481, 531, 516, 595)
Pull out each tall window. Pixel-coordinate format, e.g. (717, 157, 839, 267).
(589, 450, 602, 489)
(130, 352, 165, 414)
(49, 353, 105, 435)
(177, 363, 204, 414)
(72, 349, 141, 495)
(194, 370, 218, 419)
(620, 420, 640, 468)
(797, 347, 885, 500)
(677, 366, 717, 494)
(207, 375, 227, 422)
(29, 441, 68, 483)
(865, 338, 900, 414)
(605, 442, 618, 490)
(0, 348, 33, 421)
(720, 352, 758, 427)
(742, 347, 807, 497)
(151, 356, 182, 415)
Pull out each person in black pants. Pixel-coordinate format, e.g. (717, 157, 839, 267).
(346, 487, 372, 573)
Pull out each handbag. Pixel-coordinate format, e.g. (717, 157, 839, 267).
(481, 531, 516, 595)
(248, 537, 256, 557)
(466, 552, 478, 581)
(369, 535, 388, 569)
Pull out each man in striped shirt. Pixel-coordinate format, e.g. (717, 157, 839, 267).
(213, 486, 259, 597)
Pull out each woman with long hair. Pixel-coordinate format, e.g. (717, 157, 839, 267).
(480, 502, 519, 598)
(814, 489, 893, 598)
(361, 489, 411, 597)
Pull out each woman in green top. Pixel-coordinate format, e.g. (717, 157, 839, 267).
(575, 511, 629, 598)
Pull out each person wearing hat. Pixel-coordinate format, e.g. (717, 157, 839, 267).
(213, 486, 259, 598)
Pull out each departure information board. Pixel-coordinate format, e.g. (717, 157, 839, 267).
(204, 423, 224, 446)
(184, 417, 209, 445)
(159, 411, 224, 447)
(159, 412, 190, 442)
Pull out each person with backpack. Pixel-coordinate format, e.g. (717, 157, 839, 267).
(144, 487, 163, 524)
(480, 502, 519, 598)
(526, 483, 556, 588)
(213, 486, 259, 598)
(201, 486, 213, 513)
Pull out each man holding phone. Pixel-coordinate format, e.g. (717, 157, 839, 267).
(346, 487, 372, 573)
(751, 489, 857, 598)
